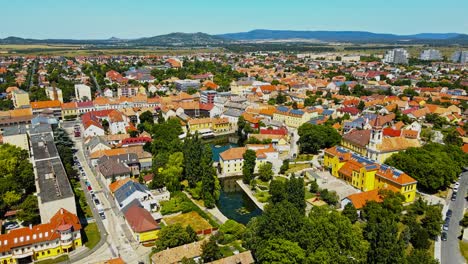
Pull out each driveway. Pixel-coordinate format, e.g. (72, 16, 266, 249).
(440, 171, 468, 264)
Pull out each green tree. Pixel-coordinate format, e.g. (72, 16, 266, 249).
(201, 237, 222, 262)
(279, 159, 289, 174)
(342, 203, 358, 223)
(242, 149, 256, 184)
(185, 225, 198, 242)
(298, 123, 341, 154)
(201, 145, 220, 208)
(405, 249, 439, 264)
(17, 195, 40, 224)
(269, 180, 287, 204)
(3, 191, 21, 207)
(155, 224, 195, 251)
(101, 119, 109, 132)
(275, 91, 287, 104)
(287, 176, 306, 213)
(183, 133, 204, 187)
(357, 100, 365, 111)
(444, 129, 463, 146)
(338, 84, 351, 95)
(160, 152, 184, 192)
(256, 238, 305, 264)
(258, 162, 273, 182)
(421, 205, 443, 238)
(309, 179, 319, 193)
(139, 110, 154, 124)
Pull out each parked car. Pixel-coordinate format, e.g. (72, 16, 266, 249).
(455, 182, 460, 188)
(87, 185, 92, 191)
(441, 232, 448, 241)
(443, 219, 450, 231)
(451, 192, 457, 201)
(81, 172, 86, 177)
(99, 212, 106, 220)
(94, 199, 100, 205)
(91, 193, 96, 199)
(446, 209, 453, 218)
(85, 181, 91, 187)
(4, 222, 19, 230)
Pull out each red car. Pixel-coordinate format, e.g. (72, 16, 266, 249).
(87, 185, 92, 191)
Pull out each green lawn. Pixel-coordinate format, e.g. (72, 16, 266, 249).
(460, 241, 468, 262)
(305, 190, 316, 200)
(286, 163, 312, 174)
(160, 192, 219, 227)
(35, 255, 69, 264)
(164, 211, 212, 232)
(83, 223, 100, 249)
(254, 191, 270, 203)
(294, 154, 314, 162)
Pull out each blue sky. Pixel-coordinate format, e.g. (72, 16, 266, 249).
(2, 0, 467, 39)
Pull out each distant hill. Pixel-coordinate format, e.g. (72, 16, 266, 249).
(1, 30, 467, 46)
(219, 29, 468, 44)
(129, 32, 232, 46)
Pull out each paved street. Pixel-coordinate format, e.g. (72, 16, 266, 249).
(64, 126, 151, 263)
(440, 171, 468, 264)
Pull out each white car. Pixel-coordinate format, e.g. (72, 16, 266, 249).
(455, 182, 460, 188)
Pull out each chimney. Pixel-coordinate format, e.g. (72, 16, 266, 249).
(60, 208, 64, 214)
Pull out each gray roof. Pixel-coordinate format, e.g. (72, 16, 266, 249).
(1, 125, 28, 136)
(114, 181, 150, 205)
(85, 136, 109, 150)
(98, 158, 132, 178)
(223, 108, 243, 118)
(35, 158, 74, 203)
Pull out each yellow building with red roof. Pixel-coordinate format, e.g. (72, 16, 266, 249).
(324, 146, 417, 202)
(0, 208, 82, 263)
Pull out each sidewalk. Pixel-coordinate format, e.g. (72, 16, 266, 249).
(236, 180, 266, 211)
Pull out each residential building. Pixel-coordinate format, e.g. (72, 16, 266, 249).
(97, 153, 139, 183)
(74, 84, 92, 101)
(0, 208, 82, 263)
(113, 180, 164, 212)
(45, 87, 63, 103)
(324, 146, 417, 202)
(273, 106, 316, 128)
(11, 89, 30, 108)
(0, 125, 30, 150)
(452, 50, 468, 64)
(117, 86, 139, 97)
(383, 48, 409, 64)
(31, 100, 62, 119)
(174, 79, 200, 91)
(341, 129, 371, 156)
(219, 145, 277, 176)
(61, 102, 78, 119)
(200, 90, 217, 104)
(124, 205, 160, 243)
(419, 49, 442, 61)
(187, 117, 231, 134)
(341, 189, 383, 210)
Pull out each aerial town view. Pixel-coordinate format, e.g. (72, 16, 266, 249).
(0, 1, 467, 264)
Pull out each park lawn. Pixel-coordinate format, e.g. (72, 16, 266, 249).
(273, 176, 288, 183)
(34, 255, 69, 264)
(294, 154, 314, 162)
(286, 163, 312, 174)
(305, 190, 316, 200)
(460, 241, 468, 262)
(84, 223, 100, 249)
(254, 191, 270, 203)
(164, 211, 212, 232)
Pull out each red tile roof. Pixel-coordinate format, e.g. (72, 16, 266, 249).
(124, 205, 160, 233)
(346, 189, 384, 209)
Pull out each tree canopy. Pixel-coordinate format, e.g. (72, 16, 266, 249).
(298, 123, 341, 154)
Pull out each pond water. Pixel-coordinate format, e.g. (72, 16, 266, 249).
(217, 177, 262, 225)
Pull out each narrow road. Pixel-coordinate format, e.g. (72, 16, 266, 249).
(440, 171, 468, 264)
(89, 72, 102, 95)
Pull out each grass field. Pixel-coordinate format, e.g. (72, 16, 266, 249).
(83, 223, 100, 249)
(164, 211, 212, 232)
(0, 44, 222, 56)
(460, 241, 468, 262)
(35, 255, 69, 264)
(286, 163, 312, 174)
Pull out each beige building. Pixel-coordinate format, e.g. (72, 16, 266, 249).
(75, 84, 92, 101)
(12, 89, 30, 108)
(46, 86, 64, 103)
(1, 125, 30, 151)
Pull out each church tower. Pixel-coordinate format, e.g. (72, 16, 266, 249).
(367, 115, 383, 161)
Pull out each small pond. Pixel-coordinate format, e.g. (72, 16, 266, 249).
(217, 177, 262, 225)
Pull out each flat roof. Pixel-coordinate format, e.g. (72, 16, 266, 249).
(30, 133, 58, 160)
(35, 157, 74, 203)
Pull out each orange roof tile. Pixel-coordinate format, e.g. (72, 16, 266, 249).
(346, 189, 384, 209)
(31, 100, 61, 109)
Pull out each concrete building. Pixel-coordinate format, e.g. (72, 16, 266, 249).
(383, 48, 409, 64)
(45, 87, 64, 103)
(12, 89, 30, 108)
(174, 79, 200, 92)
(420, 49, 442, 61)
(200, 90, 217, 104)
(29, 125, 77, 223)
(452, 51, 468, 64)
(74, 84, 92, 101)
(0, 125, 30, 150)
